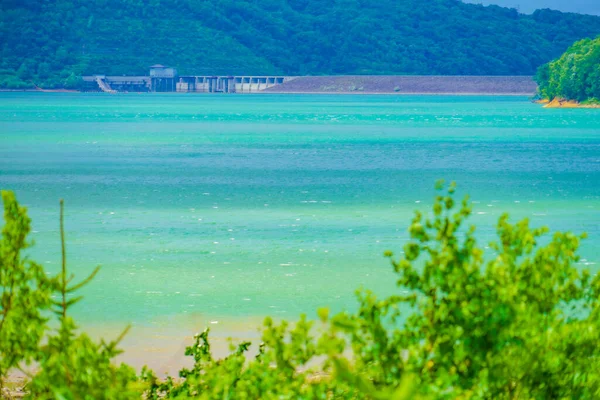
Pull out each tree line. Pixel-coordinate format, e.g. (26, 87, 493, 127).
(2, 0, 600, 89)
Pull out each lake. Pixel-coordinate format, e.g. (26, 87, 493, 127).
(0, 92, 598, 367)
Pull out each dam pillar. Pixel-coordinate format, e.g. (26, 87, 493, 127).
(149, 65, 177, 92)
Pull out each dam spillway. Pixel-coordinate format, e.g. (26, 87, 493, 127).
(176, 76, 293, 93)
(82, 65, 293, 93)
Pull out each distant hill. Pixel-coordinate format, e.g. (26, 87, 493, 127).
(462, 0, 600, 16)
(1, 0, 600, 88)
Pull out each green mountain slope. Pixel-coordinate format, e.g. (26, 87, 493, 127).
(1, 0, 600, 88)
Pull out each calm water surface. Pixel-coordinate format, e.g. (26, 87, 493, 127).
(1, 93, 599, 328)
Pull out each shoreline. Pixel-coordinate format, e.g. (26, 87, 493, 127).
(1, 75, 537, 96)
(0, 89, 534, 96)
(4, 315, 272, 397)
(103, 315, 267, 376)
(0, 88, 79, 93)
(260, 91, 533, 96)
(9, 314, 290, 378)
(539, 98, 600, 108)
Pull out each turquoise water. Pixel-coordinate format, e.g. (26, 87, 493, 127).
(1, 93, 599, 327)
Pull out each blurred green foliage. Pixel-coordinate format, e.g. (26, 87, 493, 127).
(536, 36, 600, 102)
(2, 0, 600, 88)
(1, 183, 599, 398)
(0, 192, 57, 392)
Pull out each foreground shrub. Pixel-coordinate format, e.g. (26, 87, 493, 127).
(1, 183, 598, 399)
(0, 193, 139, 399)
(323, 182, 598, 398)
(0, 192, 56, 392)
(143, 317, 360, 399)
(142, 182, 598, 399)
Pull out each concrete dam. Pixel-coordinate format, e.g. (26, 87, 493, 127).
(82, 65, 293, 93)
(81, 65, 537, 95)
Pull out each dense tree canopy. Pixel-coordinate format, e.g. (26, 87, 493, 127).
(1, 0, 600, 88)
(535, 36, 600, 102)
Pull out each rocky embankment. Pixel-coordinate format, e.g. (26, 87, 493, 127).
(265, 75, 537, 94)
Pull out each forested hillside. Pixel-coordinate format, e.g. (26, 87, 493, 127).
(2, 0, 600, 88)
(536, 37, 600, 102)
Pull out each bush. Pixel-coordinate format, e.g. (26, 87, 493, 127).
(1, 183, 598, 399)
(324, 181, 598, 398)
(0, 192, 56, 391)
(0, 194, 139, 399)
